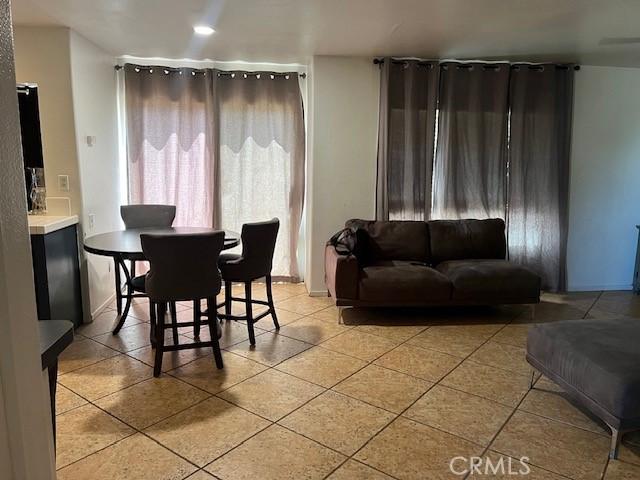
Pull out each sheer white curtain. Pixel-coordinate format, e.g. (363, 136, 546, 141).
(217, 72, 305, 281)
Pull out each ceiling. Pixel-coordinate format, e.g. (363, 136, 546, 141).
(10, 0, 640, 67)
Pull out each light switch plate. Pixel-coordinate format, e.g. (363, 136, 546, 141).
(58, 175, 70, 192)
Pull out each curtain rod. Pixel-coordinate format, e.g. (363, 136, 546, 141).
(373, 58, 580, 71)
(114, 64, 306, 78)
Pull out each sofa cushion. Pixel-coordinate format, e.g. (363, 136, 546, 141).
(428, 218, 506, 264)
(345, 219, 430, 263)
(436, 259, 540, 301)
(359, 260, 452, 303)
(527, 318, 640, 421)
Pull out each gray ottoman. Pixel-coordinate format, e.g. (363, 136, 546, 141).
(526, 318, 640, 459)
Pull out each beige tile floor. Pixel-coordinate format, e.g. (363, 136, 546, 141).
(56, 286, 640, 479)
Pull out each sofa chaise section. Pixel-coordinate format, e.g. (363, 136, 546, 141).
(527, 318, 640, 458)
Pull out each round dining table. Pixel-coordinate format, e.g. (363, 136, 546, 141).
(84, 227, 240, 335)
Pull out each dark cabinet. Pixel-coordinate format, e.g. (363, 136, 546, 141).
(635, 226, 640, 294)
(30, 223, 83, 327)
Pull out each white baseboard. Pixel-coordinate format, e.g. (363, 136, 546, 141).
(90, 292, 116, 321)
(308, 289, 329, 297)
(566, 283, 633, 292)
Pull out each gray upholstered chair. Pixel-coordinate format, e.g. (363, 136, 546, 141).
(217, 218, 280, 345)
(120, 204, 176, 230)
(141, 231, 225, 376)
(119, 204, 176, 323)
(120, 204, 176, 277)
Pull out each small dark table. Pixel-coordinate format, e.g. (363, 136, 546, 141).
(39, 319, 74, 445)
(83, 228, 240, 334)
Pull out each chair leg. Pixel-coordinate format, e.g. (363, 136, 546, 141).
(610, 427, 622, 459)
(245, 281, 256, 346)
(193, 300, 201, 338)
(224, 281, 232, 319)
(153, 303, 166, 377)
(266, 274, 279, 330)
(130, 259, 136, 278)
(169, 302, 179, 345)
(149, 300, 156, 346)
(206, 297, 224, 369)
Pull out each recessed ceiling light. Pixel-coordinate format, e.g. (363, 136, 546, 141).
(194, 25, 215, 36)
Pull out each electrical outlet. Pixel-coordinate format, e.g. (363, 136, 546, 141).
(58, 175, 70, 192)
(88, 213, 96, 231)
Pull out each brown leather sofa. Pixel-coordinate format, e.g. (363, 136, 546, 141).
(325, 218, 540, 307)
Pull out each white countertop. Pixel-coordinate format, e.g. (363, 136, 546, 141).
(28, 215, 79, 235)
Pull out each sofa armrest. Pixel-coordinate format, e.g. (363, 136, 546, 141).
(324, 244, 359, 302)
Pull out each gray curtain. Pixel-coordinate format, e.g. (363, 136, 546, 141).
(125, 65, 305, 280)
(376, 59, 439, 220)
(125, 65, 219, 228)
(507, 65, 574, 291)
(432, 62, 510, 220)
(216, 71, 305, 281)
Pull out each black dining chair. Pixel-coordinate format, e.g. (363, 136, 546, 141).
(121, 204, 177, 230)
(217, 218, 280, 345)
(141, 231, 225, 376)
(119, 204, 176, 323)
(120, 204, 176, 276)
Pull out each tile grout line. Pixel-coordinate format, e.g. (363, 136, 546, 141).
(58, 362, 276, 475)
(56, 384, 217, 473)
(463, 378, 561, 480)
(303, 297, 620, 479)
(57, 348, 277, 472)
(470, 304, 610, 480)
(313, 316, 442, 480)
(462, 290, 608, 480)
(59, 293, 632, 479)
(192, 306, 432, 478)
(58, 303, 516, 478)
(320, 310, 526, 478)
(55, 430, 140, 473)
(338, 310, 522, 478)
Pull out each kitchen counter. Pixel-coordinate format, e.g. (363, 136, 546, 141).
(28, 214, 79, 235)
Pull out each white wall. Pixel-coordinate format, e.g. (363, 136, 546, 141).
(13, 26, 82, 216)
(14, 26, 119, 319)
(567, 65, 640, 291)
(69, 31, 119, 316)
(306, 56, 379, 295)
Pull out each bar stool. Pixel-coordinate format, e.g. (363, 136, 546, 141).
(120, 204, 176, 319)
(120, 204, 176, 276)
(141, 231, 225, 376)
(217, 218, 280, 345)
